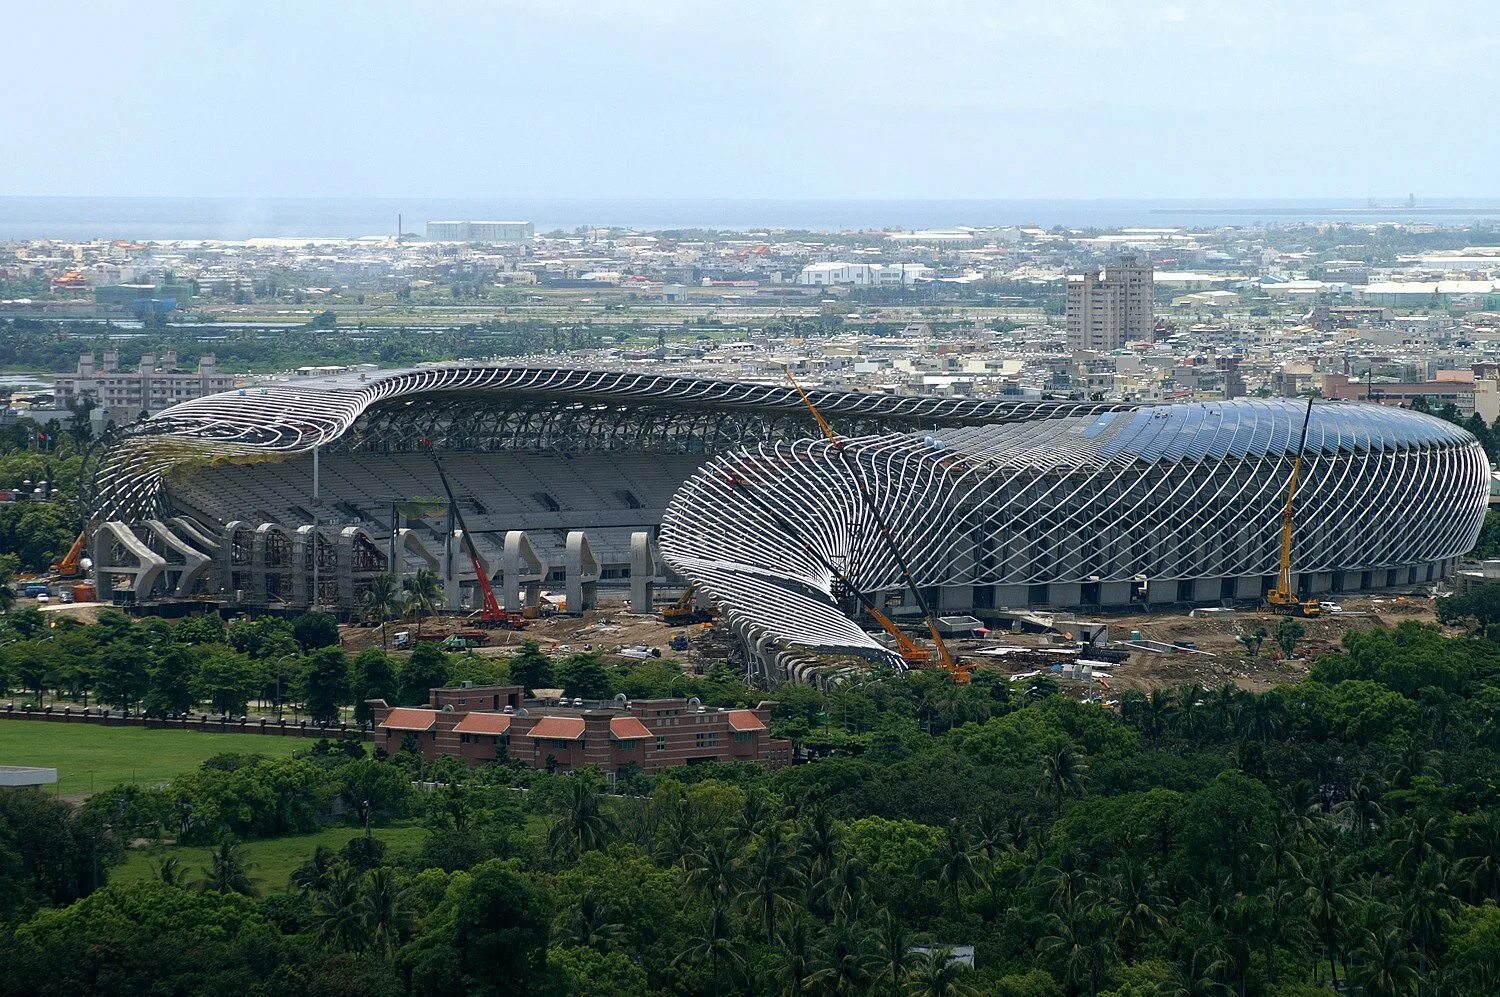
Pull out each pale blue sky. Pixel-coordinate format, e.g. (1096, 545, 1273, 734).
(5, 0, 1497, 200)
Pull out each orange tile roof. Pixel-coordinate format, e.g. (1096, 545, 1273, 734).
(526, 716, 586, 740)
(609, 716, 653, 740)
(379, 708, 438, 732)
(454, 713, 512, 736)
(726, 710, 767, 733)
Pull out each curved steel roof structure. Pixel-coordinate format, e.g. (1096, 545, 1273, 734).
(85, 364, 1123, 524)
(659, 399, 1489, 672)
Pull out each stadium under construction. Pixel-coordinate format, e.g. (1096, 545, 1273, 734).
(83, 364, 1489, 682)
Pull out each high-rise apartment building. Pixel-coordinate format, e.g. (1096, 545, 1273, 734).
(1066, 255, 1154, 351)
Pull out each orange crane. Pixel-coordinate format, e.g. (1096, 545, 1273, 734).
(52, 531, 88, 579)
(782, 369, 970, 683)
(1264, 398, 1323, 618)
(426, 450, 526, 630)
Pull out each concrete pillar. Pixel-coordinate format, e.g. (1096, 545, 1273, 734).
(564, 531, 599, 613)
(629, 531, 659, 614)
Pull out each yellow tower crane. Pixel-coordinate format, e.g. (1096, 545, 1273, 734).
(1265, 397, 1323, 618)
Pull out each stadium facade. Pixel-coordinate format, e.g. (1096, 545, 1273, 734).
(82, 367, 1487, 683)
(83, 365, 1114, 619)
(659, 400, 1489, 680)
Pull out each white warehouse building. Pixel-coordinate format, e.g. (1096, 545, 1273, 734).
(426, 220, 535, 245)
(796, 262, 933, 286)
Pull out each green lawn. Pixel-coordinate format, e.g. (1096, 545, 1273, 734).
(0, 721, 308, 796)
(115, 821, 429, 893)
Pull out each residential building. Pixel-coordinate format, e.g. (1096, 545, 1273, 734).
(368, 684, 792, 778)
(1066, 255, 1154, 351)
(425, 220, 535, 245)
(54, 350, 235, 415)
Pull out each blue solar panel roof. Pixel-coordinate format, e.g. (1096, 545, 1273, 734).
(1089, 399, 1472, 461)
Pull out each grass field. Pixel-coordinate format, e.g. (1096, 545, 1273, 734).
(0, 721, 308, 796)
(114, 821, 429, 893)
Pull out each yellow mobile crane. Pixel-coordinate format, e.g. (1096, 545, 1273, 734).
(1265, 397, 1322, 617)
(783, 369, 971, 683)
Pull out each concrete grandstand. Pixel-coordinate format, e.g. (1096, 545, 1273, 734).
(82, 364, 1118, 620)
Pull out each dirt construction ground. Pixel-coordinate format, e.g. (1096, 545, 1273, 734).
(1076, 593, 1437, 694)
(338, 592, 1441, 695)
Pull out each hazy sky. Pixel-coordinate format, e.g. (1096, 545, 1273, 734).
(5, 0, 1498, 200)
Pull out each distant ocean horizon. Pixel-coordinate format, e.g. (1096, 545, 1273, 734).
(3, 195, 1500, 241)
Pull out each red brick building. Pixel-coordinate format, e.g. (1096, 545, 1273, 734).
(367, 684, 791, 777)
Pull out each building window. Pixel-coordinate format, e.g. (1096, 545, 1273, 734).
(656, 736, 667, 751)
(734, 731, 752, 743)
(460, 734, 471, 744)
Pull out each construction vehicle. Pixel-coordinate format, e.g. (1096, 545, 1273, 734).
(1265, 398, 1323, 618)
(426, 450, 527, 631)
(441, 631, 489, 651)
(782, 369, 971, 683)
(662, 584, 713, 626)
(52, 531, 87, 579)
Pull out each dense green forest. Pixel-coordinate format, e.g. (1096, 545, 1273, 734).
(3, 606, 1500, 996)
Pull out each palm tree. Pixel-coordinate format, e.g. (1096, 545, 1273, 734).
(871, 908, 916, 997)
(796, 807, 840, 897)
(200, 837, 256, 896)
(1352, 925, 1421, 997)
(1334, 777, 1385, 841)
(1458, 811, 1500, 901)
(1038, 894, 1117, 997)
(774, 911, 819, 997)
(655, 795, 703, 871)
(1160, 950, 1233, 997)
(1256, 878, 1304, 987)
(1207, 682, 1244, 738)
(933, 820, 982, 915)
(1241, 691, 1286, 743)
(560, 891, 624, 952)
(807, 910, 876, 996)
(1176, 682, 1208, 740)
(1110, 859, 1171, 958)
(1143, 687, 1178, 740)
(315, 864, 370, 954)
(361, 573, 403, 649)
(154, 855, 188, 887)
(363, 867, 409, 957)
(1401, 857, 1455, 979)
(742, 831, 798, 944)
(407, 567, 443, 639)
(675, 898, 743, 997)
(547, 774, 617, 859)
(907, 947, 978, 997)
(688, 837, 745, 903)
(1218, 893, 1267, 997)
(1395, 816, 1452, 878)
(1303, 857, 1354, 993)
(1257, 814, 1306, 881)
(290, 844, 340, 895)
(729, 789, 775, 844)
(822, 854, 868, 919)
(1038, 746, 1088, 812)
